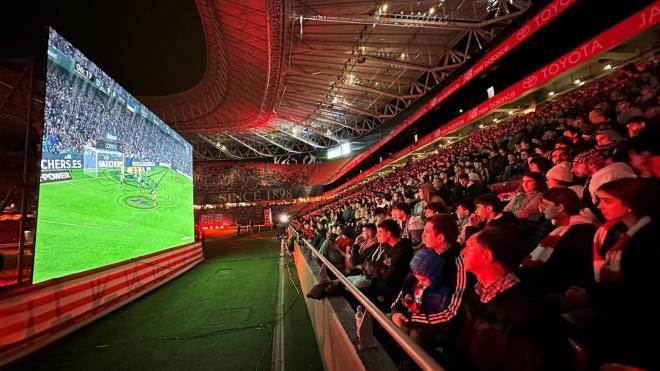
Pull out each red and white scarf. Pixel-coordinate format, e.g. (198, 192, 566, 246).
(520, 215, 594, 268)
(593, 216, 651, 284)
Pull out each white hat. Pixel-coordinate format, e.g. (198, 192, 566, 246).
(546, 161, 573, 183)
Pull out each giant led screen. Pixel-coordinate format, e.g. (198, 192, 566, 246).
(34, 28, 194, 283)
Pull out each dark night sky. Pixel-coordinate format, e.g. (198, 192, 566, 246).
(1, 0, 205, 96)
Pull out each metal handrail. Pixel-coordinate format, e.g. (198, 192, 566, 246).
(289, 226, 444, 371)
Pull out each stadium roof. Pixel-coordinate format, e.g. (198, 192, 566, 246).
(149, 0, 533, 160)
(1, 1, 531, 160)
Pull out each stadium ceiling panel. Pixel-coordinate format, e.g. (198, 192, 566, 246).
(141, 0, 532, 160)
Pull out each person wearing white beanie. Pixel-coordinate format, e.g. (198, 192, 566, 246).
(546, 161, 583, 198)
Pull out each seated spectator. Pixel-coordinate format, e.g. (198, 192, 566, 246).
(528, 156, 553, 174)
(334, 225, 354, 260)
(594, 126, 626, 161)
(572, 149, 637, 222)
(466, 194, 517, 234)
(392, 214, 465, 353)
(473, 160, 490, 184)
(423, 201, 450, 218)
(362, 219, 414, 309)
(318, 230, 344, 267)
(627, 124, 660, 178)
(467, 173, 489, 199)
(545, 161, 583, 197)
(390, 249, 451, 346)
(562, 178, 659, 369)
(455, 198, 475, 245)
(404, 189, 417, 210)
(346, 224, 378, 275)
(458, 227, 570, 371)
(310, 221, 327, 249)
(624, 115, 649, 138)
(450, 173, 471, 205)
(504, 172, 547, 219)
(503, 154, 520, 181)
(454, 198, 474, 231)
(391, 202, 424, 248)
(551, 147, 571, 165)
(563, 127, 591, 155)
(518, 188, 596, 294)
(414, 183, 441, 217)
(372, 207, 388, 225)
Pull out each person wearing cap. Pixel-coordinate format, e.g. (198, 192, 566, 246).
(546, 161, 583, 197)
(392, 214, 466, 353)
(390, 249, 453, 346)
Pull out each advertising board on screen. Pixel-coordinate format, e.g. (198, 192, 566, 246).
(34, 28, 194, 283)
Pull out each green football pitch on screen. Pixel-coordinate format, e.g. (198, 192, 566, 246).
(33, 167, 194, 283)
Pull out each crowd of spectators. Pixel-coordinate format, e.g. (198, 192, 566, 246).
(195, 203, 307, 227)
(293, 56, 660, 370)
(44, 32, 192, 177)
(194, 165, 310, 193)
(196, 206, 264, 226)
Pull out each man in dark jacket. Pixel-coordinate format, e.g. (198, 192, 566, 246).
(392, 214, 467, 357)
(458, 227, 570, 371)
(364, 219, 413, 310)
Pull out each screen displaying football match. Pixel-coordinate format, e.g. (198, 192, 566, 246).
(33, 28, 194, 283)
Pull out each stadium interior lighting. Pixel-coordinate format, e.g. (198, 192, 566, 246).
(508, 110, 514, 115)
(458, 108, 463, 113)
(279, 214, 290, 224)
(429, 7, 435, 15)
(604, 64, 613, 70)
(574, 79, 581, 85)
(548, 91, 555, 96)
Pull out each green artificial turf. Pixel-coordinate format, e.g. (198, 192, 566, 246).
(10, 231, 323, 371)
(33, 167, 194, 283)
